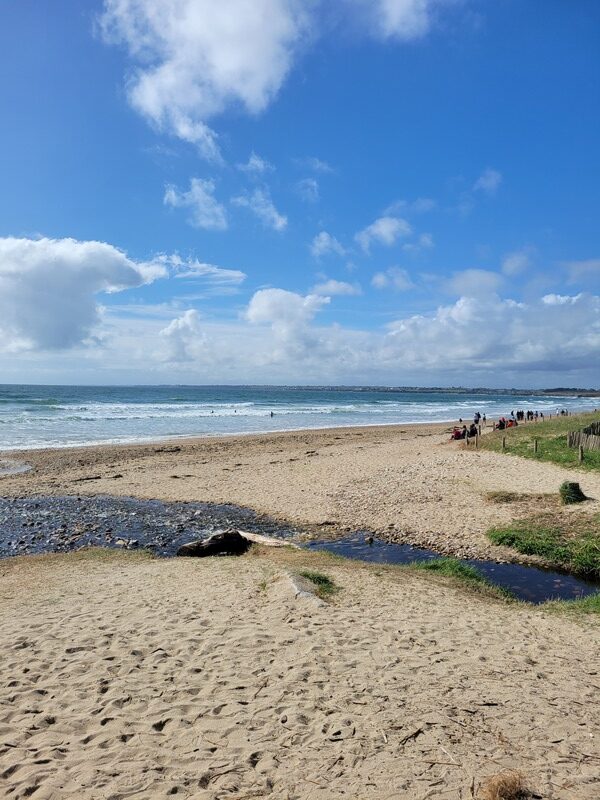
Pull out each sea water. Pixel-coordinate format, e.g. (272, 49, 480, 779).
(0, 384, 596, 451)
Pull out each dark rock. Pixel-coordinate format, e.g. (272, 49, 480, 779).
(177, 530, 251, 557)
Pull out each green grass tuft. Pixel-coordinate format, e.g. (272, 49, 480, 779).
(410, 558, 514, 600)
(543, 592, 600, 615)
(488, 520, 600, 579)
(298, 569, 339, 598)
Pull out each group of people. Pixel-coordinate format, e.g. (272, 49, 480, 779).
(511, 409, 544, 422)
(450, 411, 485, 440)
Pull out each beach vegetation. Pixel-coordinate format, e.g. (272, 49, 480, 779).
(486, 490, 555, 505)
(478, 770, 532, 800)
(409, 558, 515, 600)
(559, 480, 587, 504)
(479, 411, 600, 471)
(488, 513, 600, 579)
(542, 592, 600, 616)
(297, 569, 340, 598)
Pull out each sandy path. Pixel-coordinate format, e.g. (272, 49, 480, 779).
(0, 548, 598, 799)
(2, 424, 600, 559)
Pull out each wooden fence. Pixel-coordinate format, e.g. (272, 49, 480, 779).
(568, 421, 600, 452)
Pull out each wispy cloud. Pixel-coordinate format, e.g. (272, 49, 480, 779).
(237, 152, 274, 175)
(502, 247, 534, 276)
(310, 231, 346, 258)
(164, 178, 228, 230)
(295, 156, 334, 173)
(295, 177, 319, 203)
(371, 267, 414, 291)
(473, 167, 503, 195)
(312, 279, 362, 296)
(231, 188, 288, 231)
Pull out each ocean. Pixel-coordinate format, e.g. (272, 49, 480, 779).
(0, 384, 597, 451)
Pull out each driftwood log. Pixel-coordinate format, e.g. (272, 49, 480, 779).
(177, 529, 295, 557)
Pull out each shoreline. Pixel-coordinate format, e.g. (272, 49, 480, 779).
(0, 417, 466, 454)
(2, 414, 599, 563)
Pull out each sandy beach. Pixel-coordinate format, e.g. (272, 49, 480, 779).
(2, 422, 600, 560)
(0, 546, 598, 799)
(1, 423, 600, 798)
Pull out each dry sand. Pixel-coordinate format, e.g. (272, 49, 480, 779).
(3, 423, 600, 559)
(0, 547, 598, 800)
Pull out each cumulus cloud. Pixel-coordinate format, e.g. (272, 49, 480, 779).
(384, 293, 600, 373)
(502, 247, 534, 276)
(312, 279, 361, 296)
(371, 267, 414, 291)
(237, 152, 273, 174)
(231, 188, 287, 231)
(164, 178, 227, 230)
(0, 236, 165, 351)
(246, 288, 332, 362)
(100, 0, 310, 159)
(295, 177, 319, 203)
(159, 309, 207, 362)
(473, 167, 503, 195)
(355, 216, 412, 253)
(310, 231, 346, 258)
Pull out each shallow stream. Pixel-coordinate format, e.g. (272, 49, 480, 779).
(0, 495, 597, 605)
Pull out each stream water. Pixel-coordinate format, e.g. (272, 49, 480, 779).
(0, 496, 597, 605)
(306, 535, 599, 604)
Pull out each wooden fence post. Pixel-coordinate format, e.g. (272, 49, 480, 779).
(502, 436, 506, 451)
(579, 445, 584, 463)
(534, 438, 538, 454)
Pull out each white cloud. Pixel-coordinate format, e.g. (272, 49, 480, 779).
(159, 309, 207, 362)
(542, 293, 582, 306)
(355, 216, 412, 253)
(246, 288, 332, 362)
(348, 0, 454, 40)
(231, 188, 288, 231)
(100, 0, 310, 160)
(164, 178, 227, 230)
(312, 279, 362, 296)
(237, 151, 273, 174)
(371, 267, 414, 291)
(384, 293, 600, 373)
(310, 231, 346, 258)
(473, 167, 503, 195)
(447, 268, 503, 296)
(502, 247, 534, 276)
(169, 256, 246, 290)
(0, 236, 165, 351)
(296, 177, 319, 203)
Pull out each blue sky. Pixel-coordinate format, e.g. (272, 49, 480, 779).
(0, 0, 599, 386)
